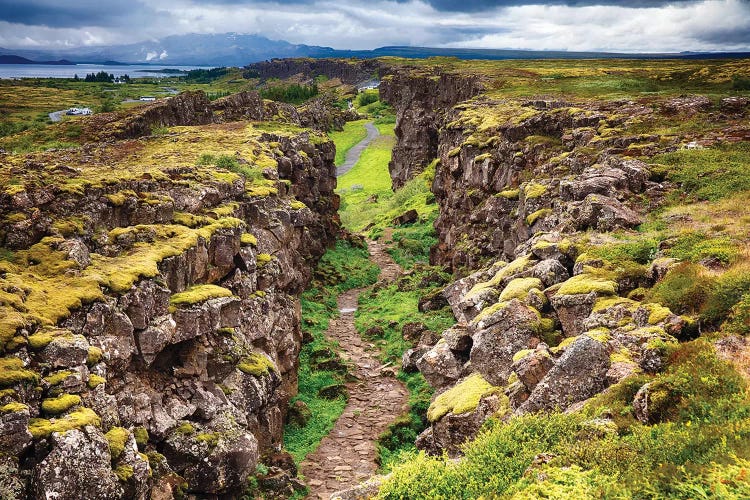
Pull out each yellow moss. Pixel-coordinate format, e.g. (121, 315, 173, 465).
(500, 277, 543, 302)
(550, 336, 578, 354)
(290, 200, 307, 210)
(41, 394, 81, 415)
(523, 181, 547, 199)
(557, 274, 617, 296)
(512, 349, 535, 363)
(466, 254, 533, 299)
(195, 432, 221, 448)
(585, 327, 611, 343)
(246, 186, 278, 197)
(87, 346, 103, 365)
(174, 422, 195, 435)
(28, 407, 101, 439)
(644, 303, 673, 324)
(593, 296, 639, 313)
(448, 146, 462, 158)
(88, 374, 106, 389)
(172, 212, 209, 228)
(44, 370, 74, 386)
(427, 373, 502, 422)
(105, 427, 130, 460)
(471, 300, 510, 325)
(256, 253, 273, 267)
(0, 402, 28, 413)
(169, 284, 233, 310)
(525, 208, 552, 226)
(106, 190, 137, 207)
(240, 233, 257, 247)
(133, 427, 149, 448)
(0, 357, 39, 387)
(208, 202, 239, 218)
(114, 465, 134, 482)
(496, 188, 520, 200)
(237, 353, 276, 377)
(610, 348, 635, 364)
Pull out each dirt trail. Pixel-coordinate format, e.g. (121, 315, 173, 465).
(336, 122, 380, 177)
(300, 240, 407, 499)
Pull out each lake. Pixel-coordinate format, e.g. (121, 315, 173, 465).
(0, 64, 210, 79)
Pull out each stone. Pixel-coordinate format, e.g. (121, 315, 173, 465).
(575, 194, 642, 232)
(417, 341, 465, 389)
(402, 347, 429, 373)
(519, 334, 611, 414)
(531, 259, 570, 288)
(442, 325, 472, 353)
(56, 239, 91, 269)
(551, 292, 599, 338)
(470, 300, 541, 386)
(0, 405, 32, 455)
(417, 394, 502, 457)
(318, 384, 348, 400)
(392, 209, 418, 226)
(32, 427, 123, 500)
(512, 347, 554, 391)
(41, 334, 90, 369)
(401, 322, 428, 341)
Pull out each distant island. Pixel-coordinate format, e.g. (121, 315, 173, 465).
(0, 55, 74, 65)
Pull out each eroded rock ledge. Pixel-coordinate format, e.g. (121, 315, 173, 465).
(0, 100, 338, 498)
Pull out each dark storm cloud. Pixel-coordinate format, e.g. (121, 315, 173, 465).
(415, 0, 705, 12)
(189, 0, 705, 12)
(0, 0, 159, 28)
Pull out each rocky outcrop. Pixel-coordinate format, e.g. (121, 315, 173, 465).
(0, 112, 338, 497)
(380, 68, 484, 188)
(245, 58, 384, 86)
(81, 88, 354, 142)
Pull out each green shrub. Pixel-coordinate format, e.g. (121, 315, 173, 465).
(701, 266, 750, 325)
(649, 263, 713, 316)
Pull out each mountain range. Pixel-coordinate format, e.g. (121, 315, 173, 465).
(1, 33, 748, 67)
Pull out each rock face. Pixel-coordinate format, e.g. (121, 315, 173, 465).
(82, 88, 355, 142)
(245, 58, 384, 85)
(383, 75, 703, 452)
(0, 94, 338, 497)
(380, 68, 484, 188)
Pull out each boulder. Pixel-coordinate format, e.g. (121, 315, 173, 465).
(470, 300, 541, 386)
(392, 209, 418, 226)
(531, 259, 570, 288)
(402, 347, 429, 373)
(417, 341, 466, 389)
(32, 427, 123, 500)
(519, 334, 610, 414)
(512, 347, 554, 391)
(575, 194, 642, 232)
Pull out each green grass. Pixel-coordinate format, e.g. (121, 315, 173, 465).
(377, 340, 750, 499)
(652, 142, 750, 202)
(329, 119, 369, 166)
(284, 240, 380, 464)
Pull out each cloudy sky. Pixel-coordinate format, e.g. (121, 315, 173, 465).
(0, 0, 748, 53)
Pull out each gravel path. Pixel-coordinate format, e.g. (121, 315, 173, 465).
(336, 122, 380, 177)
(300, 240, 407, 499)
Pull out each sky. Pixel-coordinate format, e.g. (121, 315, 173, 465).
(0, 0, 748, 53)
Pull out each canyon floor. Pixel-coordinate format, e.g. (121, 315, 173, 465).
(300, 240, 407, 499)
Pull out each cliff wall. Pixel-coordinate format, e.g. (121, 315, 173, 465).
(0, 101, 338, 498)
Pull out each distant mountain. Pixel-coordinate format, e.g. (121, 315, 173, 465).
(1, 34, 748, 67)
(0, 33, 337, 66)
(0, 54, 74, 65)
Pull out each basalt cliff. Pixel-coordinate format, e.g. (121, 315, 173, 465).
(0, 91, 338, 498)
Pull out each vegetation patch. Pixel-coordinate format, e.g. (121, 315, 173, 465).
(427, 373, 503, 422)
(169, 284, 234, 310)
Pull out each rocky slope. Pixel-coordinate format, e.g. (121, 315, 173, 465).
(377, 62, 750, 458)
(244, 58, 383, 86)
(0, 94, 338, 498)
